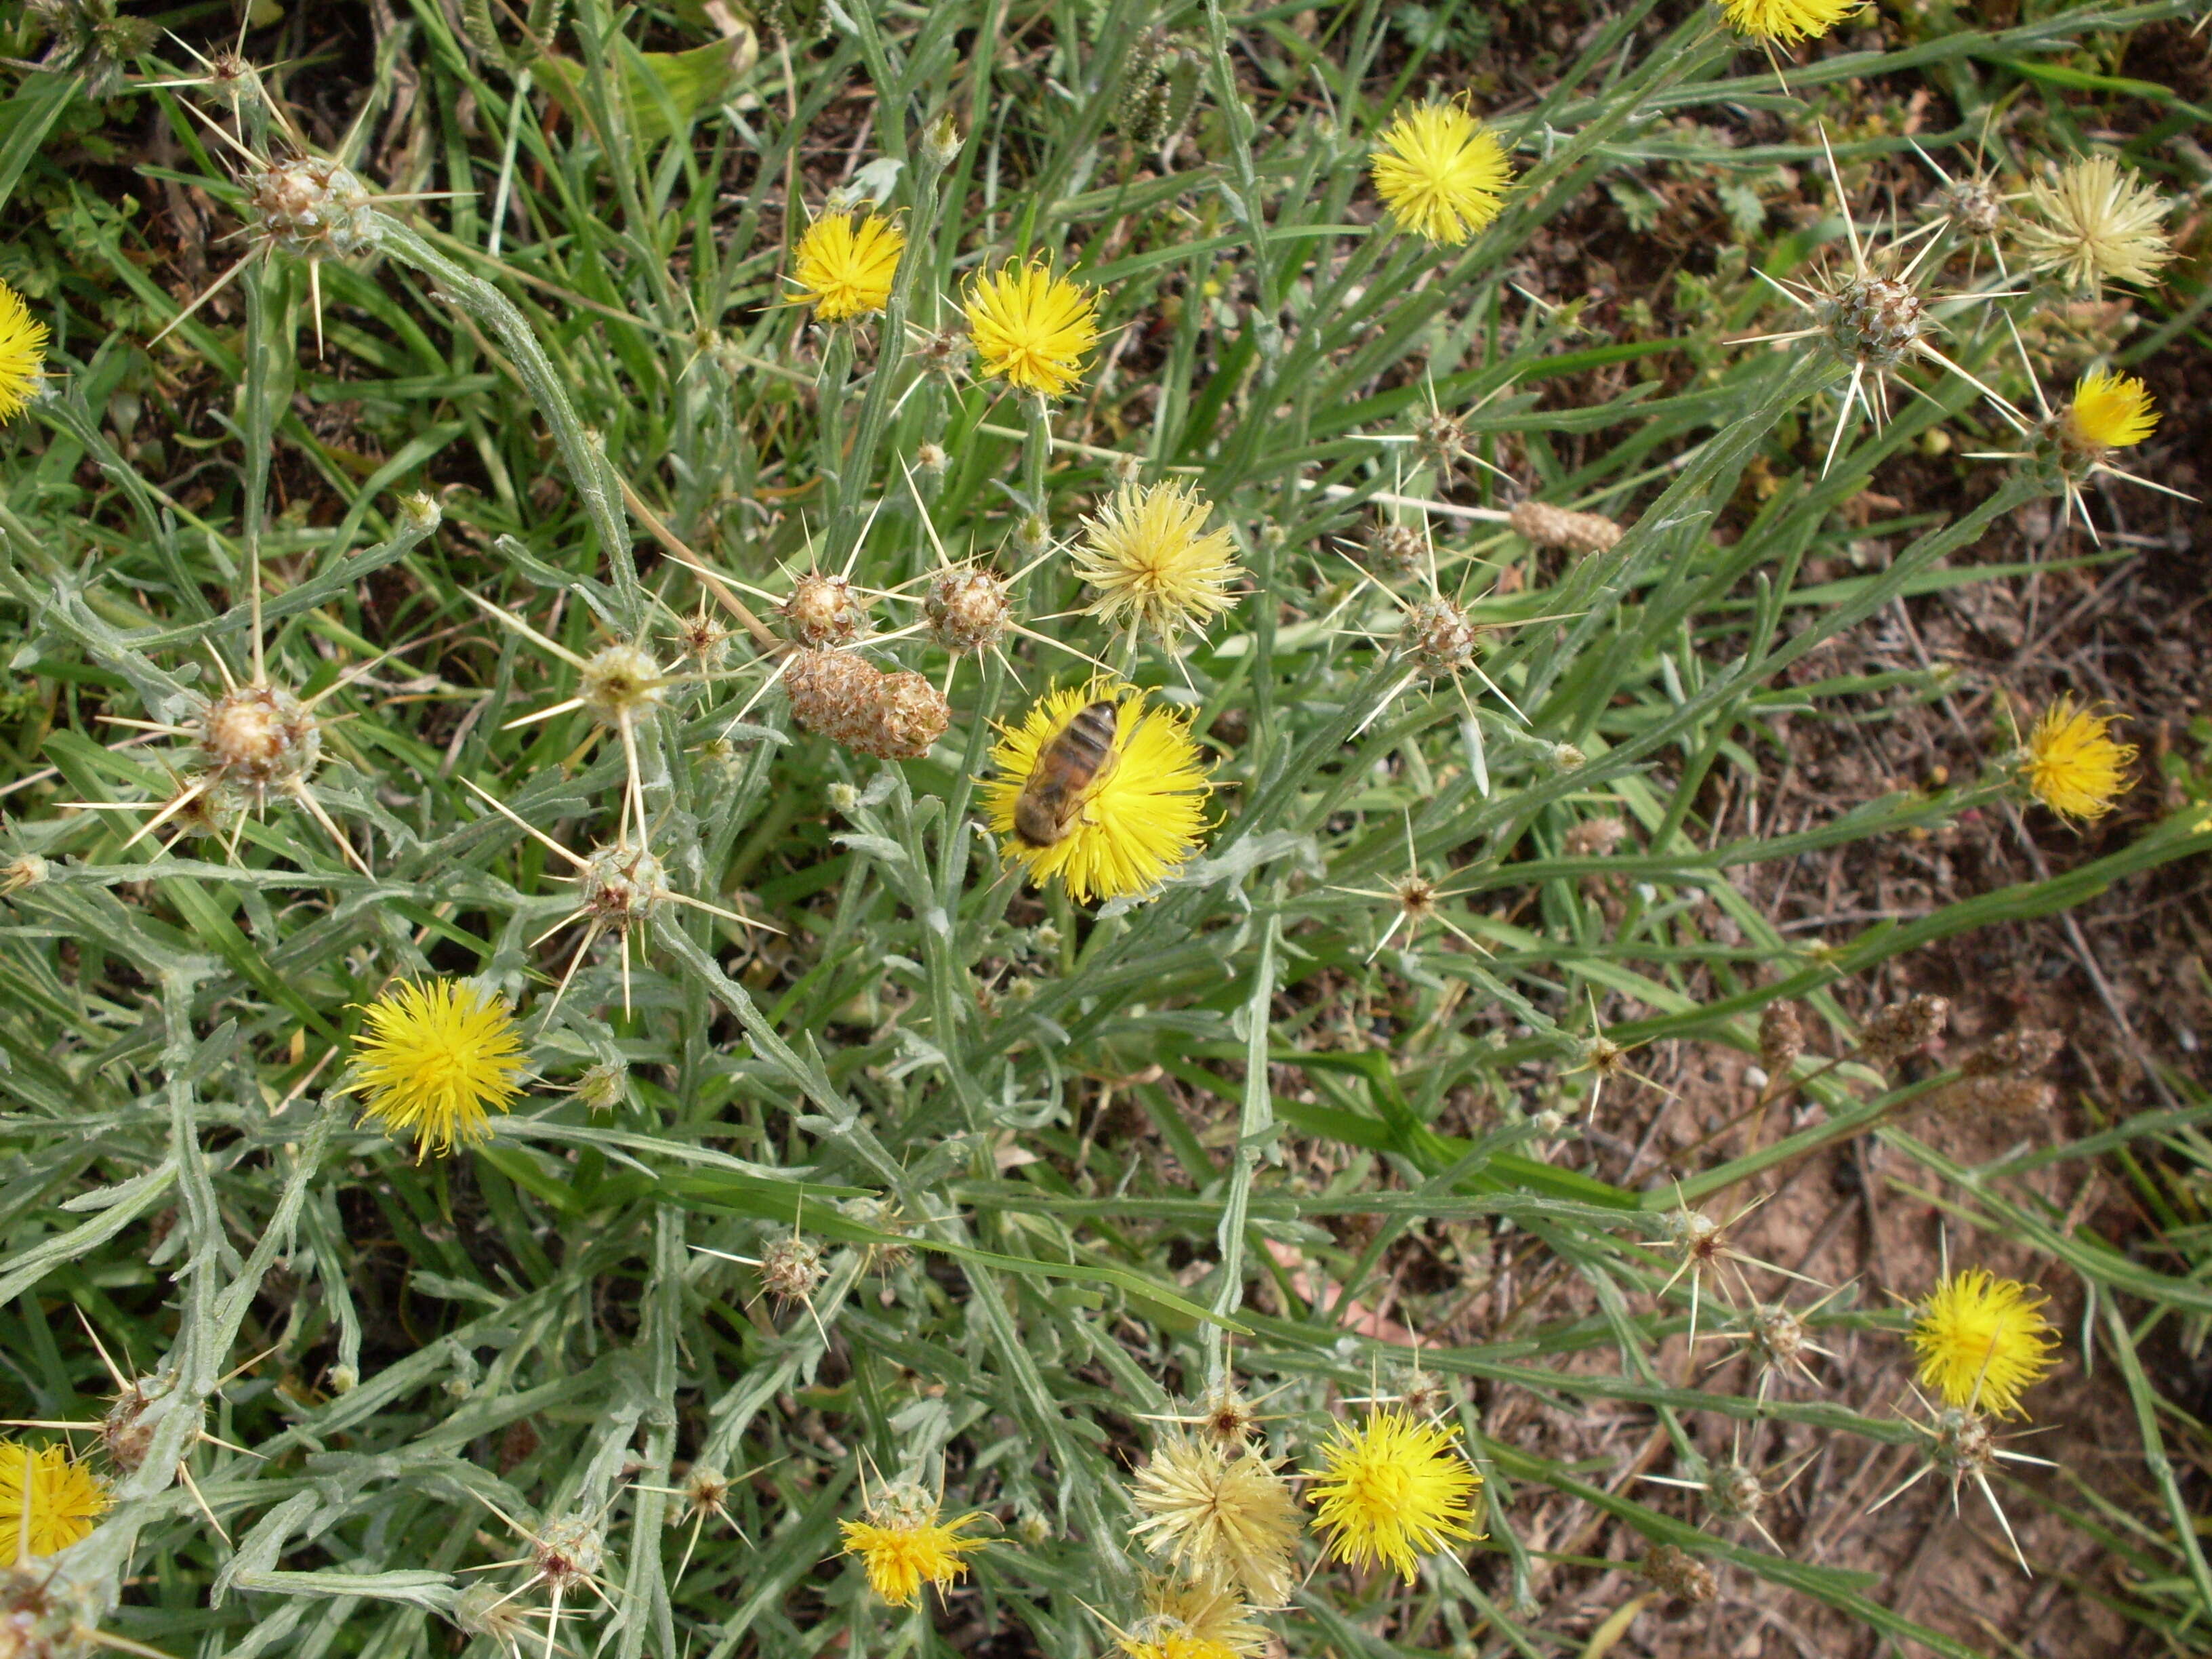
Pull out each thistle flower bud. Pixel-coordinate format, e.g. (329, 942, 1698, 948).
(1961, 1027, 2063, 1078)
(453, 1582, 533, 1645)
(581, 843, 669, 927)
(919, 110, 963, 171)
(531, 1513, 605, 1591)
(0, 1557, 108, 1659)
(785, 650, 950, 761)
(573, 1061, 627, 1113)
(912, 328, 969, 379)
(1758, 1000, 1805, 1075)
(398, 491, 443, 532)
(1544, 742, 1586, 774)
(1640, 1542, 1717, 1606)
(1509, 499, 1623, 556)
(1, 853, 49, 896)
(1704, 1460, 1769, 1522)
(1934, 176, 2003, 240)
(924, 567, 1012, 655)
(780, 572, 869, 647)
(1366, 522, 1424, 574)
(1402, 596, 1477, 676)
(915, 441, 949, 475)
(758, 1234, 827, 1305)
(578, 642, 670, 726)
(197, 683, 321, 798)
(247, 156, 380, 260)
(1819, 274, 1926, 370)
(1857, 993, 1949, 1067)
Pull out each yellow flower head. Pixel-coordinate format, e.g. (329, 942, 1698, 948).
(346, 979, 527, 1158)
(981, 685, 1214, 905)
(1908, 1269, 2059, 1418)
(1717, 0, 1861, 43)
(1134, 1572, 1269, 1658)
(2022, 696, 2136, 824)
(1128, 1432, 1303, 1609)
(838, 1485, 986, 1607)
(0, 1442, 110, 1561)
(1071, 481, 1245, 642)
(2015, 155, 2175, 293)
(0, 279, 49, 423)
(2061, 369, 2158, 453)
(964, 262, 1101, 397)
(792, 211, 905, 321)
(1303, 1408, 1481, 1584)
(1369, 102, 1513, 246)
(1122, 1634, 1240, 1659)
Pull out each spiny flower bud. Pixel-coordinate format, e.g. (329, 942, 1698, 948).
(578, 642, 670, 726)
(572, 1061, 627, 1113)
(1934, 176, 2003, 240)
(785, 649, 951, 761)
(197, 683, 321, 799)
(1366, 522, 1424, 574)
(247, 156, 379, 260)
(1402, 596, 1477, 676)
(1413, 408, 1469, 477)
(531, 1513, 605, 1591)
(1857, 993, 1949, 1067)
(1, 853, 49, 896)
(398, 491, 443, 532)
(453, 1582, 534, 1645)
(1961, 1027, 2063, 1078)
(1509, 499, 1623, 555)
(1704, 1460, 1768, 1522)
(581, 843, 668, 927)
(919, 111, 963, 171)
(1640, 1542, 1717, 1606)
(924, 567, 1012, 655)
(780, 572, 869, 648)
(915, 441, 949, 476)
(0, 1555, 108, 1659)
(758, 1234, 826, 1305)
(1758, 1001, 1805, 1075)
(1819, 273, 1926, 370)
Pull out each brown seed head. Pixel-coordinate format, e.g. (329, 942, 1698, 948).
(197, 684, 321, 794)
(1640, 1542, 1717, 1606)
(924, 567, 1012, 655)
(1858, 994, 1949, 1067)
(1961, 1027, 2063, 1078)
(1562, 816, 1627, 859)
(784, 649, 949, 760)
(758, 1235, 826, 1305)
(1509, 499, 1623, 556)
(1758, 1001, 1805, 1075)
(1927, 1072, 2057, 1119)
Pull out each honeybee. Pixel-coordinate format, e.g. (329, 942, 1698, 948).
(1012, 699, 1122, 846)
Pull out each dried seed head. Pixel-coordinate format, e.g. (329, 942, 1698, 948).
(1, 854, 49, 897)
(247, 156, 379, 260)
(915, 441, 949, 475)
(678, 1466, 732, 1521)
(758, 1234, 827, 1305)
(1401, 596, 1478, 676)
(784, 649, 949, 760)
(1961, 1027, 2063, 1078)
(196, 683, 321, 796)
(1858, 993, 1949, 1066)
(1509, 499, 1623, 555)
(1639, 1542, 1717, 1606)
(1818, 273, 1926, 369)
(780, 573, 869, 647)
(672, 611, 733, 672)
(1928, 1073, 2057, 1119)
(1758, 1001, 1805, 1074)
(1194, 1380, 1261, 1448)
(1561, 816, 1626, 859)
(1365, 522, 1424, 574)
(531, 1513, 605, 1591)
(924, 567, 1012, 655)
(1704, 1460, 1767, 1521)
(1935, 176, 2004, 240)
(578, 642, 671, 726)
(581, 843, 668, 927)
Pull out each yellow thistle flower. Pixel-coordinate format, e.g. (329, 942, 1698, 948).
(1369, 102, 1513, 246)
(791, 211, 905, 322)
(2022, 696, 2136, 824)
(1303, 1407, 1481, 1584)
(1127, 1432, 1302, 1609)
(0, 279, 49, 423)
(2015, 155, 2175, 293)
(981, 685, 1215, 905)
(837, 1487, 987, 1607)
(0, 1443, 110, 1561)
(964, 262, 1101, 398)
(1136, 1572, 1269, 1658)
(1122, 1633, 1240, 1659)
(1908, 1269, 2059, 1418)
(345, 979, 527, 1158)
(1717, 0, 1861, 42)
(2061, 369, 2158, 453)
(1071, 481, 1245, 642)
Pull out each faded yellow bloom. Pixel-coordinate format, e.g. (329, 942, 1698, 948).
(964, 262, 1100, 397)
(345, 979, 527, 1158)
(2061, 369, 2158, 453)
(2015, 155, 2175, 293)
(791, 212, 905, 321)
(1071, 481, 1244, 642)
(0, 279, 47, 423)
(1303, 1408, 1481, 1584)
(1717, 0, 1861, 41)
(2022, 697, 2135, 824)
(1128, 1431, 1301, 1608)
(838, 1485, 986, 1607)
(0, 1443, 109, 1561)
(1369, 102, 1512, 245)
(1909, 1269, 2059, 1418)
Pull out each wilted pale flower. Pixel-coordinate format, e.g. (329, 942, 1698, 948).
(1128, 1432, 1301, 1607)
(1908, 1269, 2059, 1418)
(964, 262, 1100, 397)
(1368, 101, 1513, 245)
(1071, 480, 1244, 641)
(791, 211, 905, 321)
(2014, 154, 2175, 293)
